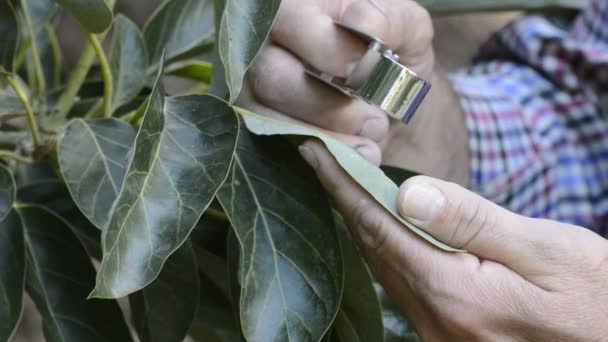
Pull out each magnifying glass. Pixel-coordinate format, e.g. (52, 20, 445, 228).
(304, 22, 431, 124)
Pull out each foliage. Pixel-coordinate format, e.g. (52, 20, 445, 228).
(0, 0, 584, 341)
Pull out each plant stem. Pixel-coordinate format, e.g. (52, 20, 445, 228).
(87, 32, 113, 118)
(20, 0, 46, 95)
(54, 0, 116, 119)
(6, 77, 41, 147)
(54, 40, 97, 118)
(0, 150, 32, 164)
(45, 23, 62, 87)
(205, 208, 229, 221)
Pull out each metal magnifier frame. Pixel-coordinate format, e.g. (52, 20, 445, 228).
(305, 22, 431, 124)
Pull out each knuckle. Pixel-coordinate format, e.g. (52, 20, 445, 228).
(440, 193, 498, 250)
(349, 198, 392, 254)
(249, 48, 292, 100)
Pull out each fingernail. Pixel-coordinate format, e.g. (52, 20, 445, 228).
(355, 144, 381, 166)
(359, 117, 388, 142)
(400, 182, 446, 222)
(299, 144, 319, 170)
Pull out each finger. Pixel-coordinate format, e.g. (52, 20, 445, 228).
(340, 0, 434, 74)
(298, 139, 461, 278)
(271, 0, 367, 77)
(248, 45, 389, 142)
(237, 90, 383, 165)
(396, 176, 608, 277)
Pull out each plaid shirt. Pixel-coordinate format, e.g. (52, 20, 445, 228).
(450, 0, 608, 237)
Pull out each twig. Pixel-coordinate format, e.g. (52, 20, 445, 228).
(6, 77, 41, 147)
(0, 150, 32, 164)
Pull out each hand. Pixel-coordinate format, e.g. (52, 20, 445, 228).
(240, 0, 469, 185)
(299, 140, 608, 341)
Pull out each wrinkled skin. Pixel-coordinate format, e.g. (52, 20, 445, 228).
(241, 1, 608, 340)
(300, 140, 608, 341)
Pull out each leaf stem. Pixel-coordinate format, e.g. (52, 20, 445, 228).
(0, 150, 32, 164)
(87, 32, 113, 118)
(44, 23, 62, 87)
(6, 77, 41, 147)
(19, 0, 46, 95)
(205, 208, 229, 221)
(54, 40, 97, 118)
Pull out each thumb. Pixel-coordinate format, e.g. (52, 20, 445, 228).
(397, 176, 603, 277)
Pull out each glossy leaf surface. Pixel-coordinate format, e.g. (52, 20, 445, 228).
(53, 0, 112, 33)
(217, 132, 342, 342)
(91, 77, 239, 298)
(17, 205, 133, 342)
(0, 165, 24, 342)
(58, 118, 136, 229)
(218, 0, 280, 103)
(238, 109, 458, 252)
(130, 240, 199, 342)
(143, 0, 214, 69)
(110, 15, 147, 113)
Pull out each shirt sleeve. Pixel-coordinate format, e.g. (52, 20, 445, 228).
(449, 0, 608, 237)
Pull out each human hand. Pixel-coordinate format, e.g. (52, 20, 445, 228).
(299, 140, 608, 341)
(240, 0, 469, 184)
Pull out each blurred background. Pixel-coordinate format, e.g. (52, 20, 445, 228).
(12, 1, 517, 341)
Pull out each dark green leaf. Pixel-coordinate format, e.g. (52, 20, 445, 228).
(167, 60, 213, 83)
(58, 118, 136, 230)
(143, 0, 214, 70)
(110, 15, 147, 113)
(217, 132, 342, 342)
(218, 0, 280, 103)
(91, 76, 239, 298)
(0, 0, 19, 72)
(238, 109, 458, 252)
(189, 245, 241, 342)
(334, 217, 383, 342)
(0, 164, 15, 220)
(53, 0, 112, 33)
(15, 161, 102, 259)
(375, 283, 420, 342)
(0, 165, 24, 342)
(16, 204, 133, 342)
(381, 166, 418, 186)
(130, 240, 199, 342)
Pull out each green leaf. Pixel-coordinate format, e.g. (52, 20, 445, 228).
(110, 15, 147, 113)
(58, 118, 136, 230)
(189, 246, 241, 342)
(130, 240, 200, 342)
(238, 109, 459, 252)
(15, 204, 133, 342)
(0, 165, 24, 342)
(53, 0, 112, 33)
(0, 0, 19, 72)
(218, 0, 280, 103)
(381, 166, 418, 186)
(91, 76, 239, 298)
(189, 274, 241, 342)
(417, 0, 586, 14)
(0, 164, 15, 220)
(217, 131, 343, 342)
(334, 217, 383, 342)
(375, 284, 420, 342)
(143, 0, 215, 70)
(167, 60, 213, 83)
